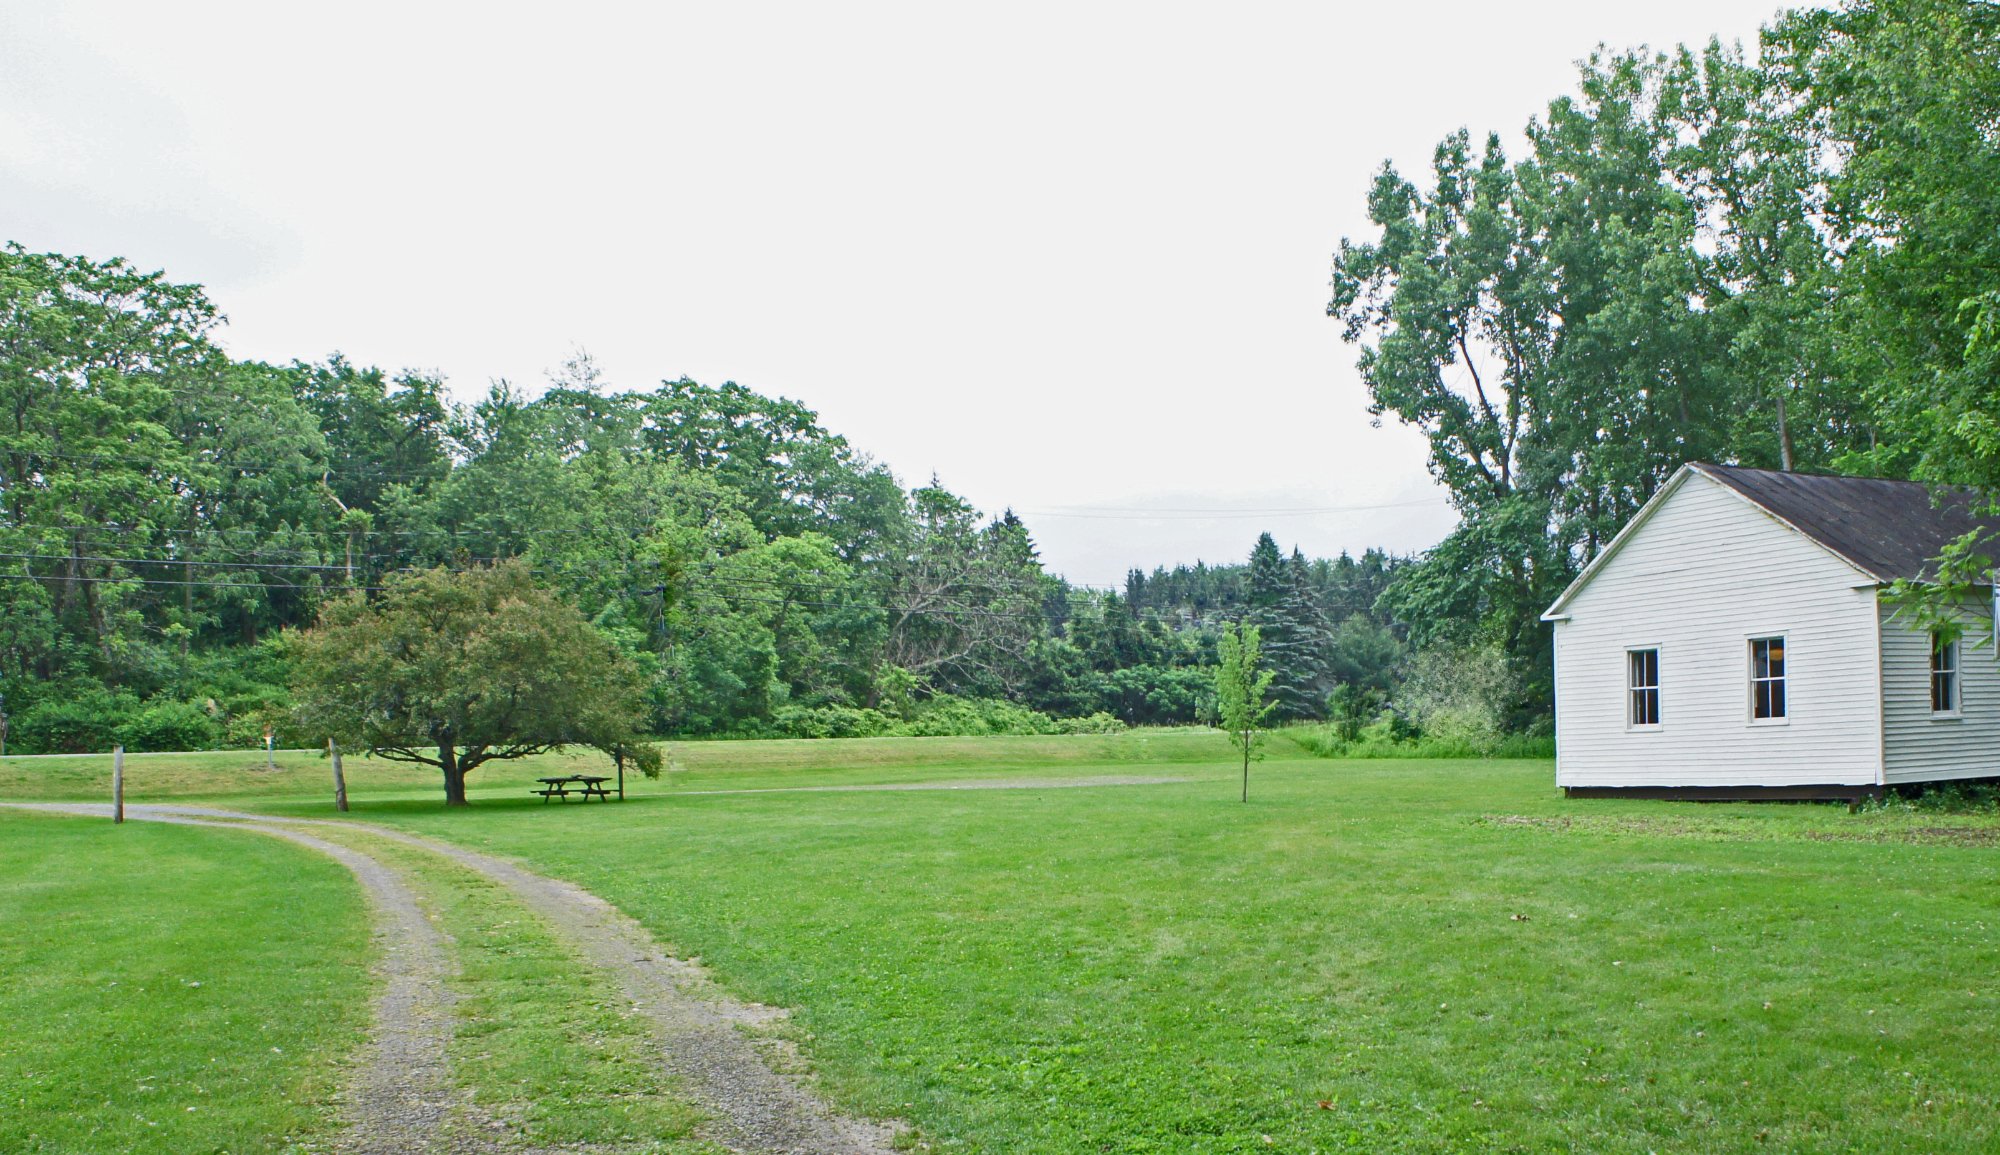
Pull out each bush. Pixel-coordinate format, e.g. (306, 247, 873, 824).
(1286, 716, 1552, 760)
(1397, 641, 1513, 748)
(1089, 665, 1214, 726)
(895, 695, 1059, 737)
(9, 689, 139, 754)
(727, 698, 1132, 740)
(1054, 711, 1128, 735)
(117, 700, 224, 753)
(762, 705, 897, 739)
(1866, 781, 2000, 814)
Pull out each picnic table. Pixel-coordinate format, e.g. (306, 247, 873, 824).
(532, 774, 616, 802)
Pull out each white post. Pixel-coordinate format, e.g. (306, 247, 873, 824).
(112, 745, 125, 824)
(263, 724, 275, 771)
(330, 739, 349, 812)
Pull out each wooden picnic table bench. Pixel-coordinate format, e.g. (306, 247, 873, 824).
(532, 774, 616, 802)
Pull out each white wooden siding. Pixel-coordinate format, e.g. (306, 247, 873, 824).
(1553, 472, 1882, 787)
(1879, 594, 2000, 783)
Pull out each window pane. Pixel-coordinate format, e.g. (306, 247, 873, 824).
(1628, 649, 1660, 725)
(1749, 638, 1787, 720)
(1930, 635, 1957, 712)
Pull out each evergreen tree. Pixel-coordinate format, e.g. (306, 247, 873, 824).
(1243, 535, 1333, 719)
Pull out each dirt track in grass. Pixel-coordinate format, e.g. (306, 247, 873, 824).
(5, 802, 458, 1154)
(676, 772, 1191, 795)
(4, 801, 901, 1155)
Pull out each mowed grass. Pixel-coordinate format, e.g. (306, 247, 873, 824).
(0, 811, 372, 1154)
(7, 733, 2000, 1152)
(0, 729, 1225, 806)
(338, 744, 1998, 1154)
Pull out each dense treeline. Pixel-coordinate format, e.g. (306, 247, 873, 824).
(0, 249, 1411, 751)
(1329, 0, 2000, 727)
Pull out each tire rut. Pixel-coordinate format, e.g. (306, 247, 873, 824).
(6, 802, 902, 1155)
(4, 802, 458, 1154)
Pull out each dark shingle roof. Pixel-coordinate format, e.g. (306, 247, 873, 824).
(1693, 463, 2000, 583)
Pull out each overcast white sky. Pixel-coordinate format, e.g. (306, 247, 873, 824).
(2, 1, 1789, 585)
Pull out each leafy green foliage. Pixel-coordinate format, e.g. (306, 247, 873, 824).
(1330, 4, 2000, 721)
(288, 562, 658, 804)
(0, 237, 1420, 746)
(1214, 620, 1276, 801)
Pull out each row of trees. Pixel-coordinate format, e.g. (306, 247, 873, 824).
(1328, 0, 2000, 724)
(0, 242, 1419, 752)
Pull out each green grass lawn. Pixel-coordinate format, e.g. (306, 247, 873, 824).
(0, 811, 372, 1155)
(6, 733, 1999, 1152)
(0, 729, 1226, 806)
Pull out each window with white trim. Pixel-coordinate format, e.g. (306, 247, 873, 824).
(1628, 648, 1660, 727)
(1931, 633, 1959, 714)
(1750, 636, 1787, 720)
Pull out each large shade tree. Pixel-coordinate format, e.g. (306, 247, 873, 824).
(290, 561, 660, 805)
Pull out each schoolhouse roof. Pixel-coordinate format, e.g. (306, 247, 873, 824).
(1543, 463, 2000, 621)
(1692, 463, 2000, 584)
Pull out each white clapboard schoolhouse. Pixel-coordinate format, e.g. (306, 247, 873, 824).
(1542, 462, 2000, 799)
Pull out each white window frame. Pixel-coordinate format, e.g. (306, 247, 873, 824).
(1748, 634, 1789, 725)
(1931, 632, 1961, 718)
(1626, 645, 1662, 730)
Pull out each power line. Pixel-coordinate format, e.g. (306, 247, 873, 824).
(0, 571, 360, 593)
(3, 447, 1452, 523)
(0, 562, 1051, 621)
(1016, 498, 1443, 520)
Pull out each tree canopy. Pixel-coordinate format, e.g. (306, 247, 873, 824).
(1329, 0, 2000, 723)
(289, 561, 659, 805)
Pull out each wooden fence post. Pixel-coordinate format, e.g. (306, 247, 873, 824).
(616, 750, 625, 801)
(330, 739, 349, 812)
(112, 744, 125, 824)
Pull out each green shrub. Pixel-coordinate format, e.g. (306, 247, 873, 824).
(10, 689, 139, 754)
(1396, 642, 1513, 748)
(728, 698, 1131, 741)
(894, 695, 1060, 737)
(763, 705, 897, 739)
(117, 700, 224, 753)
(1054, 711, 1128, 735)
(1866, 781, 2000, 814)
(1286, 719, 1553, 760)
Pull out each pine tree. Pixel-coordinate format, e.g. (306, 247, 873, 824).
(1247, 533, 1286, 612)
(1244, 536, 1334, 719)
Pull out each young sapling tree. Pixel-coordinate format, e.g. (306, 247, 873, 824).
(1215, 620, 1277, 802)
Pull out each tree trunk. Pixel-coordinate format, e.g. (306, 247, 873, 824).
(440, 744, 468, 807)
(1776, 390, 1794, 472)
(329, 739, 348, 812)
(1241, 737, 1251, 803)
